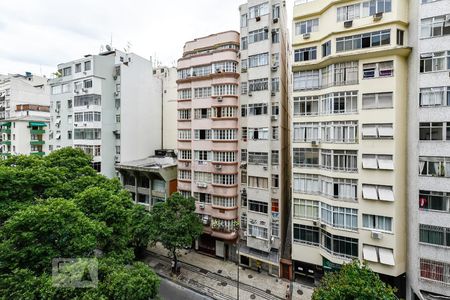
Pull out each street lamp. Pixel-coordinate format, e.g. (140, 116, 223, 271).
(234, 221, 241, 300)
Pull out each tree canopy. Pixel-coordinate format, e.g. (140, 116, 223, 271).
(312, 260, 397, 300)
(0, 148, 160, 299)
(149, 192, 203, 272)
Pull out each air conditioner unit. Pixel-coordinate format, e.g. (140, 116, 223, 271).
(373, 12, 383, 21)
(271, 115, 278, 121)
(216, 68, 222, 73)
(199, 202, 205, 209)
(271, 65, 278, 71)
(256, 16, 261, 21)
(271, 91, 276, 96)
(264, 26, 269, 32)
(197, 182, 207, 188)
(320, 224, 326, 229)
(311, 140, 320, 146)
(114, 92, 119, 96)
(303, 33, 310, 39)
(344, 20, 353, 28)
(215, 164, 222, 170)
(248, 92, 253, 97)
(263, 166, 268, 171)
(54, 108, 60, 113)
(242, 68, 247, 73)
(273, 18, 279, 24)
(113, 75, 118, 80)
(82, 88, 88, 93)
(312, 221, 318, 226)
(202, 217, 209, 224)
(217, 96, 223, 102)
(74, 89, 80, 94)
(371, 231, 383, 240)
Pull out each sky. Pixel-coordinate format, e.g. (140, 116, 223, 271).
(0, 0, 294, 77)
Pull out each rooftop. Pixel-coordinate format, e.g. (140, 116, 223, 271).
(116, 155, 177, 172)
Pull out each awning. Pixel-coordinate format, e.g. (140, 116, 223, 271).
(0, 122, 11, 127)
(29, 121, 47, 127)
(363, 245, 378, 262)
(362, 125, 377, 137)
(378, 126, 393, 137)
(379, 248, 395, 266)
(378, 186, 394, 201)
(378, 156, 394, 170)
(362, 185, 378, 200)
(362, 155, 378, 169)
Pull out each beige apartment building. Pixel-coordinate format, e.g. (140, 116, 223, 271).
(238, 0, 291, 278)
(291, 0, 410, 294)
(177, 31, 241, 259)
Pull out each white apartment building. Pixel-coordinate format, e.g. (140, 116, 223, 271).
(154, 67, 178, 150)
(239, 0, 291, 278)
(291, 0, 410, 295)
(407, 0, 450, 299)
(0, 73, 49, 120)
(49, 49, 162, 178)
(0, 73, 50, 158)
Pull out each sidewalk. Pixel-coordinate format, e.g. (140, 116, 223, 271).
(144, 243, 313, 300)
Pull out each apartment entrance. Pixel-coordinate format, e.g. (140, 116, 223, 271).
(197, 234, 215, 256)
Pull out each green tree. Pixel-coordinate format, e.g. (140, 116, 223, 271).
(312, 260, 397, 300)
(150, 192, 203, 273)
(0, 198, 107, 273)
(129, 205, 154, 257)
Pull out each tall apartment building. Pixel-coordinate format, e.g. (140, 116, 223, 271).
(291, 0, 409, 293)
(238, 0, 291, 278)
(0, 73, 50, 158)
(177, 31, 241, 259)
(49, 50, 162, 178)
(154, 67, 178, 150)
(407, 0, 450, 298)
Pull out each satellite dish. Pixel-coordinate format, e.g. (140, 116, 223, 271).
(106, 45, 112, 51)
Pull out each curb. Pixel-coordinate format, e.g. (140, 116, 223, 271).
(156, 269, 214, 299)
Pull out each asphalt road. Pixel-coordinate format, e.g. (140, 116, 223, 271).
(159, 278, 213, 300)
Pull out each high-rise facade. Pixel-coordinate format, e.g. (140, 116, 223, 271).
(238, 0, 291, 277)
(407, 0, 450, 298)
(49, 50, 162, 178)
(176, 31, 241, 258)
(291, 0, 409, 293)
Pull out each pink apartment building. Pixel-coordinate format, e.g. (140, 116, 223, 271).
(177, 31, 241, 258)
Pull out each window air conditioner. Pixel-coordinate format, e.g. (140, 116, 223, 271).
(263, 166, 268, 171)
(264, 26, 269, 32)
(248, 92, 253, 97)
(217, 96, 223, 102)
(271, 91, 276, 96)
(271, 64, 278, 71)
(371, 231, 383, 240)
(215, 164, 222, 170)
(311, 140, 320, 146)
(271, 115, 278, 121)
(303, 33, 310, 39)
(199, 202, 205, 209)
(344, 20, 353, 28)
(197, 182, 207, 188)
(82, 88, 88, 93)
(373, 12, 383, 21)
(273, 18, 279, 24)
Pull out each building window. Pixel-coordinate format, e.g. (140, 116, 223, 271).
(272, 29, 280, 43)
(194, 150, 212, 162)
(240, 14, 248, 27)
(272, 4, 280, 19)
(248, 127, 269, 140)
(293, 199, 319, 220)
(363, 61, 394, 78)
(293, 70, 319, 91)
(271, 77, 280, 92)
(294, 47, 317, 62)
(362, 154, 394, 170)
(248, 52, 269, 68)
(420, 122, 445, 140)
(322, 41, 331, 57)
(336, 30, 391, 52)
(271, 150, 279, 165)
(419, 224, 450, 247)
(241, 37, 248, 50)
(293, 96, 319, 116)
(248, 28, 269, 44)
(83, 79, 93, 89)
(249, 78, 269, 92)
(84, 61, 92, 71)
(363, 214, 392, 232)
(178, 150, 192, 160)
(194, 172, 212, 183)
(295, 18, 319, 35)
(321, 91, 358, 114)
(75, 63, 81, 73)
(241, 149, 247, 162)
(248, 103, 268, 116)
(337, 3, 361, 22)
(67, 131, 72, 140)
(293, 224, 319, 245)
(213, 84, 237, 96)
(362, 92, 393, 109)
(321, 204, 358, 230)
(178, 89, 192, 100)
(419, 156, 450, 177)
(362, 184, 394, 201)
(248, 176, 269, 189)
(271, 222, 279, 237)
(62, 67, 72, 76)
(420, 51, 450, 73)
(194, 87, 212, 99)
(362, 0, 392, 16)
(272, 174, 279, 188)
(293, 148, 320, 168)
(249, 200, 268, 214)
(178, 129, 192, 140)
(420, 259, 450, 284)
(322, 231, 358, 259)
(213, 174, 237, 185)
(74, 128, 101, 140)
(421, 15, 450, 38)
(194, 129, 211, 140)
(248, 152, 268, 165)
(362, 123, 393, 139)
(396, 29, 404, 45)
(241, 82, 248, 95)
(248, 2, 269, 19)
(419, 190, 450, 213)
(248, 225, 268, 240)
(420, 87, 450, 107)
(272, 126, 279, 140)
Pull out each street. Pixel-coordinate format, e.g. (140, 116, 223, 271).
(159, 277, 213, 300)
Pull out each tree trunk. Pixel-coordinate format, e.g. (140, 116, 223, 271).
(172, 249, 178, 274)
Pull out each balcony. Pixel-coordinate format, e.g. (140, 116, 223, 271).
(0, 129, 11, 134)
(0, 140, 11, 145)
(30, 151, 45, 156)
(30, 129, 45, 134)
(30, 140, 45, 145)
